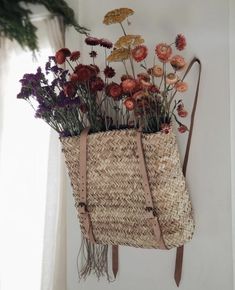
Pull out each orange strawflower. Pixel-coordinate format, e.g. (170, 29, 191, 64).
(175, 81, 188, 92)
(124, 97, 136, 110)
(122, 79, 137, 93)
(170, 55, 186, 70)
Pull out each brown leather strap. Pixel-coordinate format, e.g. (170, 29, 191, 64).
(112, 245, 119, 278)
(78, 127, 95, 243)
(174, 57, 202, 287)
(174, 246, 184, 287)
(136, 130, 166, 249)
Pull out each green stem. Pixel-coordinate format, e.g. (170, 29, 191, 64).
(122, 60, 129, 75)
(120, 22, 127, 36)
(66, 59, 75, 71)
(129, 53, 136, 78)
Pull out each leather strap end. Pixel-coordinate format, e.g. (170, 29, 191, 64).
(174, 246, 184, 287)
(112, 245, 119, 278)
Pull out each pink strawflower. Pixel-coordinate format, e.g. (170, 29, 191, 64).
(155, 43, 172, 62)
(131, 45, 148, 62)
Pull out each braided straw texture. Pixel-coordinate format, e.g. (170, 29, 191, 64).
(61, 128, 195, 249)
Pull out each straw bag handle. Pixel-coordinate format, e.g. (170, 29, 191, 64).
(175, 57, 202, 287)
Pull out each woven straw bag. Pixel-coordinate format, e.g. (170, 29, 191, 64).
(61, 128, 194, 249)
(61, 58, 201, 286)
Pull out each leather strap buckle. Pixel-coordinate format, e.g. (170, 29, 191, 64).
(78, 202, 88, 214)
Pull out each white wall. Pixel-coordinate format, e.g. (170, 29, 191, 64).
(66, 1, 233, 289)
(229, 0, 235, 284)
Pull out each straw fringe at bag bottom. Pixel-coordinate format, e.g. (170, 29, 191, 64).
(77, 237, 112, 281)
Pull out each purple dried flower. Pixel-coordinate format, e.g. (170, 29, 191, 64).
(56, 89, 80, 108)
(35, 104, 51, 118)
(59, 70, 69, 84)
(50, 65, 62, 74)
(51, 78, 59, 88)
(17, 87, 32, 99)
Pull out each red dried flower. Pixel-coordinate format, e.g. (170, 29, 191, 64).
(161, 123, 171, 134)
(177, 104, 188, 118)
(122, 79, 137, 93)
(175, 34, 186, 51)
(124, 97, 136, 111)
(106, 82, 123, 100)
(155, 43, 172, 62)
(104, 66, 116, 78)
(178, 124, 188, 133)
(177, 104, 184, 111)
(63, 82, 75, 97)
(100, 38, 113, 49)
(131, 45, 148, 62)
(74, 65, 92, 82)
(70, 51, 80, 61)
(148, 85, 160, 94)
(178, 110, 188, 118)
(89, 64, 100, 77)
(55, 48, 71, 64)
(85, 36, 100, 46)
(89, 51, 97, 58)
(70, 73, 79, 83)
(121, 74, 134, 81)
(91, 77, 105, 92)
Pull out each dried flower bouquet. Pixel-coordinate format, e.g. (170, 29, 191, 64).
(18, 7, 190, 136)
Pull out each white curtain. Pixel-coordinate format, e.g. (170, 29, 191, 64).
(0, 16, 67, 290)
(40, 16, 67, 290)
